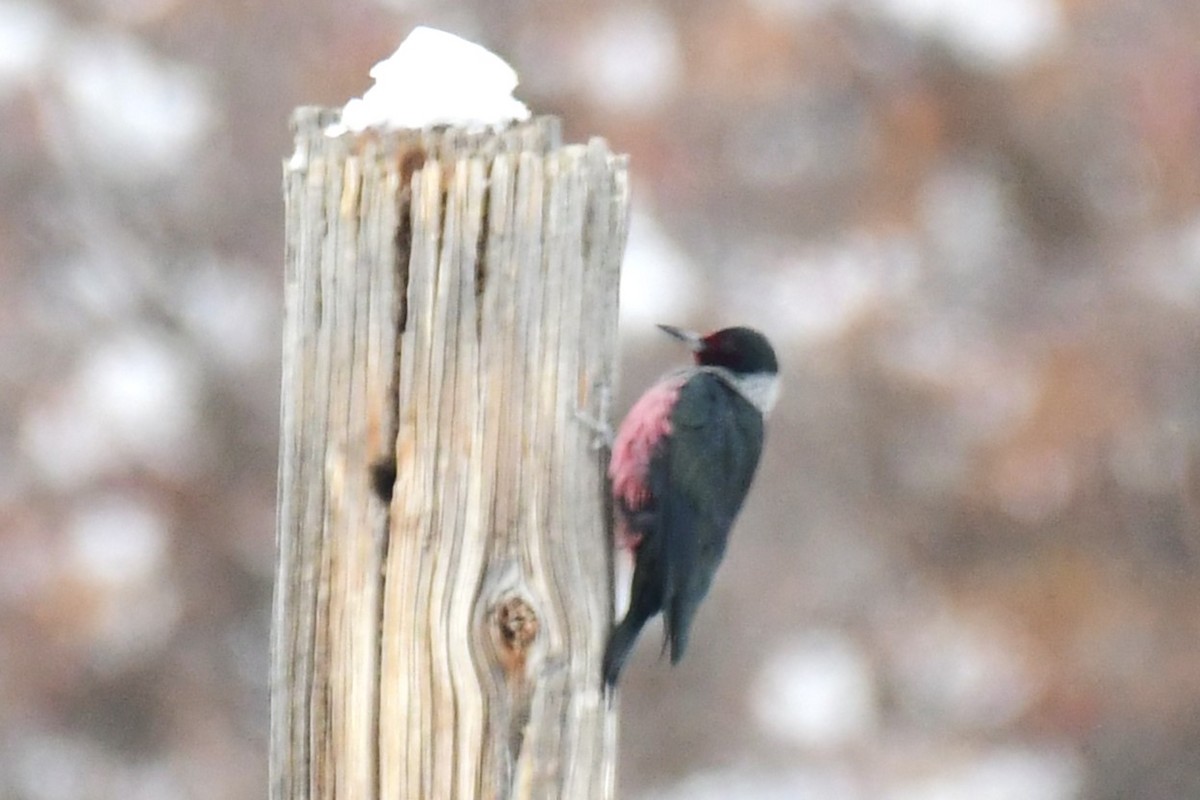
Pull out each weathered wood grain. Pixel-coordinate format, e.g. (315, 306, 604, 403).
(274, 110, 629, 800)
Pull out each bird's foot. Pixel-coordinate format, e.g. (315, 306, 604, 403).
(573, 409, 615, 450)
(573, 382, 615, 450)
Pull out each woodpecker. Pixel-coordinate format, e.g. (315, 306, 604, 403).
(603, 324, 780, 690)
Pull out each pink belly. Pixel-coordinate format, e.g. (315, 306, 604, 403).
(608, 375, 684, 549)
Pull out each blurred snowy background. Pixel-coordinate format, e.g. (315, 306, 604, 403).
(2, 0, 1200, 798)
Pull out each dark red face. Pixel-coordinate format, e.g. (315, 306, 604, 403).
(697, 327, 778, 376)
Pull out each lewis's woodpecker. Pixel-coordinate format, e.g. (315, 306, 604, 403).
(603, 324, 780, 690)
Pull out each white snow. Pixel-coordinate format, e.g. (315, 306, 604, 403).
(20, 333, 199, 487)
(1136, 214, 1200, 308)
(887, 603, 1044, 729)
(746, 0, 840, 21)
(577, 7, 681, 112)
(884, 745, 1084, 800)
(334, 26, 530, 134)
(619, 211, 702, 335)
(13, 733, 189, 800)
(67, 495, 168, 586)
(0, 0, 60, 94)
(751, 630, 879, 748)
(722, 234, 920, 344)
(641, 764, 863, 800)
(56, 32, 213, 178)
(872, 0, 1063, 70)
(919, 165, 1016, 271)
(178, 257, 277, 369)
(62, 493, 181, 671)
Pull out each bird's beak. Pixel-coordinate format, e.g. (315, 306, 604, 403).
(657, 324, 704, 352)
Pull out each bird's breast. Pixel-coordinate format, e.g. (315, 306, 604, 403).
(608, 373, 687, 514)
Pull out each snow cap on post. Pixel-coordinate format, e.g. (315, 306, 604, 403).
(329, 26, 531, 135)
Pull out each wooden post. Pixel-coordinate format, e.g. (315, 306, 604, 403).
(272, 110, 629, 800)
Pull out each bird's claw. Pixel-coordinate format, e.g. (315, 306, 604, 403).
(574, 382, 614, 450)
(574, 409, 615, 450)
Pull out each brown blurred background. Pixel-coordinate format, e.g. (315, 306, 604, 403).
(3, 0, 1200, 798)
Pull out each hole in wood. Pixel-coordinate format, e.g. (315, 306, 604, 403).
(369, 457, 397, 504)
(393, 147, 424, 335)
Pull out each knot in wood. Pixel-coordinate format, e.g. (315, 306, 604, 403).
(492, 596, 539, 678)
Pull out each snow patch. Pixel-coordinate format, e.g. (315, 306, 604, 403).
(620, 211, 702, 334)
(884, 745, 1084, 800)
(887, 604, 1044, 729)
(642, 764, 863, 800)
(873, 0, 1063, 70)
(21, 333, 199, 486)
(67, 495, 168, 586)
(178, 258, 277, 369)
(578, 7, 681, 111)
(0, 0, 60, 93)
(752, 630, 878, 748)
(333, 27, 530, 134)
(723, 234, 920, 344)
(56, 32, 213, 177)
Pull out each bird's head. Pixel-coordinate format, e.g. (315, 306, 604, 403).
(657, 324, 780, 413)
(657, 324, 778, 376)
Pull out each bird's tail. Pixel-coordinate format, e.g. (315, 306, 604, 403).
(602, 608, 650, 693)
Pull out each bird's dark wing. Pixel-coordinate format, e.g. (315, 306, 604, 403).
(653, 371, 764, 663)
